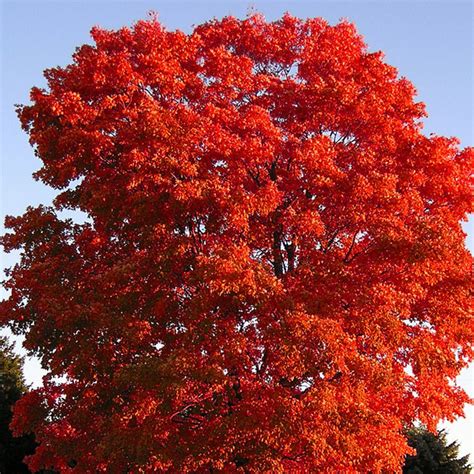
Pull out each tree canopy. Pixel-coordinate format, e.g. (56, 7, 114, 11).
(0, 337, 36, 473)
(404, 427, 471, 473)
(1, 13, 473, 472)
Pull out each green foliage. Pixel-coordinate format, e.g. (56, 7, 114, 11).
(0, 336, 36, 473)
(404, 426, 471, 473)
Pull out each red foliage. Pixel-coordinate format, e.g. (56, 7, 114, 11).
(2, 13, 473, 472)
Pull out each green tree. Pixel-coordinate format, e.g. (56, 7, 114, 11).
(0, 336, 36, 473)
(404, 426, 471, 473)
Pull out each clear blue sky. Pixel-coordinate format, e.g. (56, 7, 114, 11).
(1, 0, 473, 458)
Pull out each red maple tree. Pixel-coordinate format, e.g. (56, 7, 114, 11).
(1, 14, 473, 473)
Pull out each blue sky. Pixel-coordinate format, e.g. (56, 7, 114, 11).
(1, 0, 473, 458)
